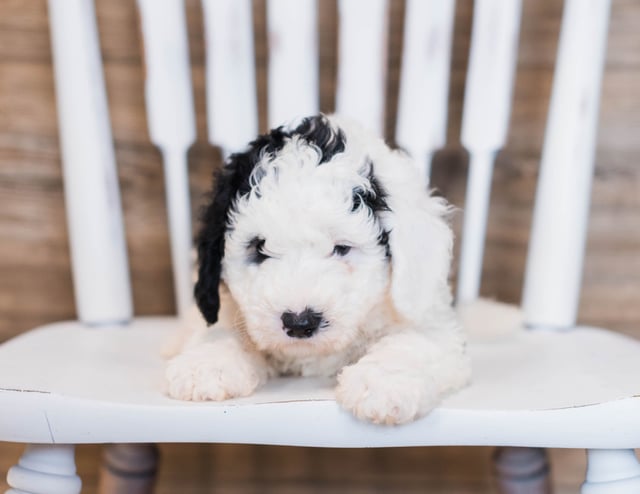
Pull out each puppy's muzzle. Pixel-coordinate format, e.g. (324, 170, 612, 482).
(281, 309, 323, 338)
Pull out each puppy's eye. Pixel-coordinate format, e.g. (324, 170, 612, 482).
(332, 244, 352, 257)
(248, 237, 270, 264)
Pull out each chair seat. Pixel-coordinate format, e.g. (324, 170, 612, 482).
(1, 317, 639, 449)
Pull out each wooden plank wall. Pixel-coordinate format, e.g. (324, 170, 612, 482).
(0, 442, 591, 494)
(3, 0, 638, 342)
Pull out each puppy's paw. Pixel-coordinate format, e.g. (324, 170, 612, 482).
(166, 340, 267, 401)
(335, 362, 440, 425)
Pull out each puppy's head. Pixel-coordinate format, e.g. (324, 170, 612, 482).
(195, 114, 452, 356)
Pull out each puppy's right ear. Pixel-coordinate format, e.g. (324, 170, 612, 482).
(194, 167, 233, 325)
(194, 127, 292, 325)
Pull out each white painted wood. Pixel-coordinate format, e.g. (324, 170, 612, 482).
(395, 0, 456, 182)
(162, 148, 193, 319)
(493, 447, 551, 494)
(582, 450, 640, 494)
(202, 0, 258, 154)
(1, 317, 640, 448)
(137, 0, 196, 318)
(267, 0, 318, 127)
(6, 444, 81, 494)
(335, 0, 389, 137)
(522, 0, 612, 329)
(47, 0, 132, 325)
(460, 0, 522, 152)
(457, 0, 522, 304)
(456, 151, 496, 303)
(98, 444, 159, 494)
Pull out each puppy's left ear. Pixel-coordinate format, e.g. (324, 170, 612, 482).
(377, 156, 454, 325)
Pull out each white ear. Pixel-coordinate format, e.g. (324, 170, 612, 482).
(377, 158, 454, 325)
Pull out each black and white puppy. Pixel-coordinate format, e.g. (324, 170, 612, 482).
(165, 114, 470, 425)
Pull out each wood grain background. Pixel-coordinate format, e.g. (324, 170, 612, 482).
(0, 442, 593, 494)
(0, 1, 639, 492)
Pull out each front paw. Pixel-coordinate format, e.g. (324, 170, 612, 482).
(335, 362, 440, 425)
(166, 341, 267, 401)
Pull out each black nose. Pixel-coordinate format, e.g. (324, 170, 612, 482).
(281, 309, 323, 338)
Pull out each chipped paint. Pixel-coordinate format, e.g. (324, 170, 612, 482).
(0, 387, 50, 394)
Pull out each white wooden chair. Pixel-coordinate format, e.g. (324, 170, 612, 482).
(2, 0, 639, 493)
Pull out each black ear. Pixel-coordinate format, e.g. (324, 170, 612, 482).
(194, 167, 229, 324)
(194, 127, 292, 324)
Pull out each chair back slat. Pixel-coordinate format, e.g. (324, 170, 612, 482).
(461, 0, 522, 152)
(522, 0, 612, 329)
(335, 0, 389, 136)
(267, 0, 319, 127)
(202, 0, 258, 155)
(395, 0, 456, 182)
(48, 0, 132, 325)
(456, 0, 522, 304)
(137, 0, 196, 152)
(137, 0, 195, 318)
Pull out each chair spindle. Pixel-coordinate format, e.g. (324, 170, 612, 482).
(267, 0, 319, 127)
(335, 0, 389, 136)
(48, 0, 133, 325)
(522, 0, 612, 329)
(457, 0, 522, 304)
(137, 0, 196, 318)
(396, 0, 456, 183)
(202, 0, 258, 156)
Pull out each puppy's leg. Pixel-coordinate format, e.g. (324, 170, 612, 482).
(166, 328, 272, 401)
(160, 303, 207, 359)
(162, 282, 240, 359)
(335, 330, 470, 425)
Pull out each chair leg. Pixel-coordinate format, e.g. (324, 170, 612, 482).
(581, 449, 640, 494)
(98, 444, 159, 494)
(6, 444, 81, 494)
(493, 447, 552, 494)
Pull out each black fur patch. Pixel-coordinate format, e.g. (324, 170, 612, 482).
(294, 115, 346, 164)
(378, 230, 391, 258)
(247, 236, 268, 264)
(350, 161, 392, 259)
(351, 161, 390, 214)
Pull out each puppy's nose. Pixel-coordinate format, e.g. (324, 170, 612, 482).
(281, 309, 323, 338)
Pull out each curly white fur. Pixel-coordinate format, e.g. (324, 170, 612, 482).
(165, 115, 470, 424)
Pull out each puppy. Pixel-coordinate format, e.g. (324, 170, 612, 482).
(165, 114, 470, 425)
